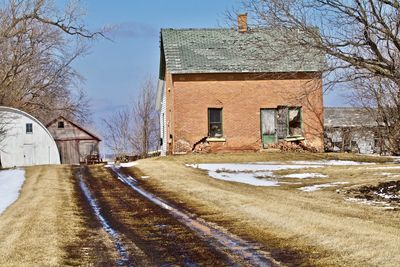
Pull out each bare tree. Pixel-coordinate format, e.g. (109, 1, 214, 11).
(240, 0, 400, 154)
(102, 78, 159, 159)
(131, 78, 159, 157)
(102, 108, 133, 158)
(0, 0, 103, 124)
(350, 77, 400, 154)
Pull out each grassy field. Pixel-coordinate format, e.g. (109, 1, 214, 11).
(0, 165, 118, 266)
(129, 152, 400, 267)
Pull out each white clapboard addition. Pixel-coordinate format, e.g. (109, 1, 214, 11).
(156, 79, 167, 156)
(0, 106, 60, 168)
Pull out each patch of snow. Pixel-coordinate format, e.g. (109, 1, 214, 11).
(187, 163, 322, 172)
(298, 182, 349, 192)
(346, 197, 397, 209)
(209, 171, 280, 186)
(250, 160, 374, 166)
(187, 163, 328, 187)
(283, 173, 327, 179)
(186, 161, 369, 187)
(374, 192, 399, 200)
(120, 162, 137, 168)
(286, 160, 374, 166)
(0, 169, 25, 215)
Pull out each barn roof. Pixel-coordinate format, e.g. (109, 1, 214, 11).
(46, 116, 101, 141)
(160, 28, 325, 76)
(324, 107, 378, 128)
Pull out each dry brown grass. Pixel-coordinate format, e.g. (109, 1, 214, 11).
(0, 165, 116, 266)
(130, 152, 400, 267)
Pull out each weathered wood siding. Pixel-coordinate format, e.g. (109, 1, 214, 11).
(47, 117, 100, 164)
(57, 140, 80, 164)
(47, 120, 94, 140)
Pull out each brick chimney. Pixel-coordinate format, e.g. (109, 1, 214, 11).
(238, 13, 248, 33)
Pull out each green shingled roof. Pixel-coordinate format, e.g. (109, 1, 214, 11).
(160, 28, 325, 75)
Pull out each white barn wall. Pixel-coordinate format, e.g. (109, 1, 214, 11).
(0, 107, 60, 168)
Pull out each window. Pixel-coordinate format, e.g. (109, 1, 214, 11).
(288, 107, 302, 136)
(26, 123, 33, 134)
(208, 108, 223, 137)
(58, 121, 64, 128)
(276, 106, 302, 138)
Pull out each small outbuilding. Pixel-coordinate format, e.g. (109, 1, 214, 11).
(0, 106, 60, 168)
(324, 107, 385, 154)
(46, 116, 101, 164)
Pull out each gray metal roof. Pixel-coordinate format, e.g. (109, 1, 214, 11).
(160, 28, 325, 74)
(324, 107, 378, 128)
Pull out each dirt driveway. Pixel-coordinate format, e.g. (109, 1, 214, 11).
(0, 164, 281, 266)
(81, 165, 279, 266)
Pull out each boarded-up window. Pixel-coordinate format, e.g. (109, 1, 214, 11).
(208, 108, 223, 137)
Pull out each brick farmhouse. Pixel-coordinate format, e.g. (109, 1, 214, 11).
(156, 15, 325, 155)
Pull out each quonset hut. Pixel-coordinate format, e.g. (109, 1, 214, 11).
(0, 106, 60, 168)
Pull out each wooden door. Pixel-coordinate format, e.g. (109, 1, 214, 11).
(261, 109, 277, 148)
(59, 140, 80, 164)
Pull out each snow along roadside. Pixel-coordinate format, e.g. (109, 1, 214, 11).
(0, 169, 25, 215)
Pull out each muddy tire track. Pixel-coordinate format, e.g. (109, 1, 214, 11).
(108, 165, 280, 267)
(64, 167, 119, 266)
(81, 165, 239, 266)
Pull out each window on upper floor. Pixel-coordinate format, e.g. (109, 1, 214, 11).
(58, 121, 64, 128)
(26, 123, 33, 134)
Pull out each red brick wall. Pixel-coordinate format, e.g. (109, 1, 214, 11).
(165, 72, 324, 154)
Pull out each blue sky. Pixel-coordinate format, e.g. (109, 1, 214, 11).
(71, 0, 346, 128)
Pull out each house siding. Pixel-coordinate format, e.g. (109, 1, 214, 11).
(165, 73, 324, 154)
(160, 84, 168, 156)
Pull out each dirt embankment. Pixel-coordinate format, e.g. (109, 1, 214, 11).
(83, 165, 240, 266)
